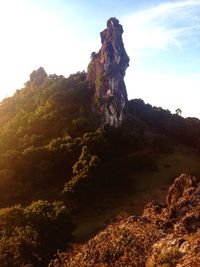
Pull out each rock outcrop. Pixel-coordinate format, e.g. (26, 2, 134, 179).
(50, 174, 200, 266)
(144, 174, 200, 266)
(87, 17, 129, 127)
(30, 67, 47, 86)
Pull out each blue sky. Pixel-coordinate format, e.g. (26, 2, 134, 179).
(0, 0, 200, 117)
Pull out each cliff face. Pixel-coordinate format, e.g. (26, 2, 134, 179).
(87, 17, 129, 127)
(50, 174, 200, 266)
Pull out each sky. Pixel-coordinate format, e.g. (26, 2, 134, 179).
(0, 0, 200, 118)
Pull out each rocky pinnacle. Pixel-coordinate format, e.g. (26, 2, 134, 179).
(87, 17, 129, 127)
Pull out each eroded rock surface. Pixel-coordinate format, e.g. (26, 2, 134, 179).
(87, 17, 129, 127)
(50, 173, 200, 266)
(144, 174, 200, 267)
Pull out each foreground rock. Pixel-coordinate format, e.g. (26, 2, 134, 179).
(87, 17, 129, 127)
(144, 174, 200, 266)
(50, 174, 200, 266)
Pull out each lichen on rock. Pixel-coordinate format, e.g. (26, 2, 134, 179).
(87, 17, 129, 127)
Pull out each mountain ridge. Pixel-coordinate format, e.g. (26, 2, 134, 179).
(0, 17, 199, 267)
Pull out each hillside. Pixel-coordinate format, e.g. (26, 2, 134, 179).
(0, 67, 200, 208)
(0, 67, 200, 266)
(50, 174, 200, 267)
(0, 17, 200, 267)
(0, 69, 97, 206)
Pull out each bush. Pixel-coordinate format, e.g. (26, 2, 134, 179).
(63, 146, 100, 197)
(0, 200, 75, 267)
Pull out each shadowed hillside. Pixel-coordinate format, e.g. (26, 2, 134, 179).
(50, 174, 200, 267)
(0, 67, 200, 266)
(0, 14, 199, 267)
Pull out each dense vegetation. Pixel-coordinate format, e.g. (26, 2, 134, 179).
(0, 67, 200, 266)
(0, 200, 74, 267)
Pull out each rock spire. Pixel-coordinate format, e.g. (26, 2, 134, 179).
(87, 17, 129, 127)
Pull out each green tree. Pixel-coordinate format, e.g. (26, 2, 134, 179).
(63, 146, 100, 196)
(175, 108, 182, 116)
(0, 201, 74, 267)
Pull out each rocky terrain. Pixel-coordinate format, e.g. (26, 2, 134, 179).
(1, 16, 200, 267)
(87, 17, 129, 127)
(50, 174, 200, 266)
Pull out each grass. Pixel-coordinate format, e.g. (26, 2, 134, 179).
(73, 146, 200, 242)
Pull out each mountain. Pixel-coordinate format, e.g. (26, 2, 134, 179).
(0, 17, 199, 267)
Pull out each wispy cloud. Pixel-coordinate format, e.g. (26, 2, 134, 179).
(122, 0, 200, 53)
(122, 0, 200, 118)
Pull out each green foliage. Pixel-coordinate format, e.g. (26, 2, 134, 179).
(0, 70, 99, 204)
(63, 146, 100, 197)
(0, 70, 95, 151)
(0, 67, 200, 265)
(0, 68, 199, 207)
(129, 99, 200, 147)
(0, 200, 74, 267)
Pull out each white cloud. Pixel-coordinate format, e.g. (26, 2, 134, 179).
(121, 0, 200, 118)
(122, 0, 200, 53)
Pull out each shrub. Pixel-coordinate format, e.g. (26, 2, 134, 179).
(0, 200, 75, 267)
(63, 146, 100, 197)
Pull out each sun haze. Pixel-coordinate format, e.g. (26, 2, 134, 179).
(0, 0, 200, 118)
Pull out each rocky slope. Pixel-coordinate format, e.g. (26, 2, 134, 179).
(50, 174, 200, 266)
(87, 17, 129, 127)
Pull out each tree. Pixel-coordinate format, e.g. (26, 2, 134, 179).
(175, 108, 182, 116)
(90, 52, 98, 60)
(0, 201, 74, 267)
(63, 146, 100, 196)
